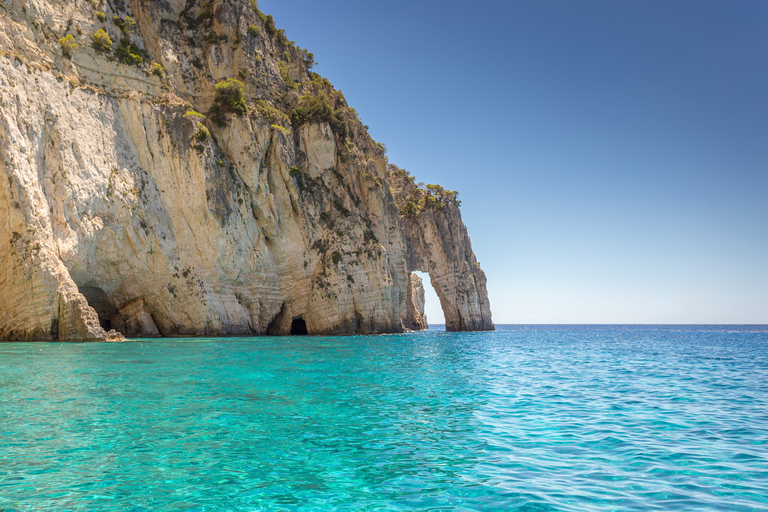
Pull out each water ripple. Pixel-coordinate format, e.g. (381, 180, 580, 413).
(0, 325, 766, 510)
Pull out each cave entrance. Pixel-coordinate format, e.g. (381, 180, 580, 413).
(79, 286, 117, 332)
(290, 317, 308, 335)
(412, 271, 444, 329)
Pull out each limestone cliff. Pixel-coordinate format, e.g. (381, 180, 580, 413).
(0, 0, 491, 340)
(389, 166, 494, 332)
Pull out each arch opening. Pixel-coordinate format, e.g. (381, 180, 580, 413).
(406, 271, 443, 330)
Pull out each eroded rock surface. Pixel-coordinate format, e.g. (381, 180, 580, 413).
(0, 0, 491, 340)
(402, 273, 428, 331)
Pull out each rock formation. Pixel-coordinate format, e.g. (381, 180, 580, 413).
(389, 167, 494, 332)
(402, 273, 428, 331)
(0, 0, 492, 340)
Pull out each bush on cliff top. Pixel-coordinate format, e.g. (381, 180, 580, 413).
(389, 167, 460, 218)
(290, 93, 347, 138)
(260, 13, 277, 37)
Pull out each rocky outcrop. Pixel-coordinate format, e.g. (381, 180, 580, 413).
(389, 167, 494, 332)
(402, 273, 428, 331)
(0, 0, 491, 340)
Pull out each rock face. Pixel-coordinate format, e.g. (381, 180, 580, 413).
(389, 167, 494, 332)
(0, 0, 492, 340)
(402, 273, 428, 331)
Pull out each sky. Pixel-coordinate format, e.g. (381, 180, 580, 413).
(258, 0, 768, 324)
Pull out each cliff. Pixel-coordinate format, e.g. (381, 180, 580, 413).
(0, 0, 492, 340)
(389, 166, 494, 332)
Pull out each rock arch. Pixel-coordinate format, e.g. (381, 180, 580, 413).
(400, 205, 494, 332)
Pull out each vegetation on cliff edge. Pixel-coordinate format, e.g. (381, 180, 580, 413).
(388, 166, 460, 218)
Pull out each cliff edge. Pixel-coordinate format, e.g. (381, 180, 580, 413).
(0, 0, 492, 340)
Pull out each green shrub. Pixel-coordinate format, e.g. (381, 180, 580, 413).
(299, 48, 315, 70)
(203, 33, 227, 45)
(289, 165, 302, 177)
(400, 200, 420, 217)
(247, 24, 258, 37)
(271, 124, 290, 135)
(95, 11, 106, 22)
(213, 78, 247, 115)
(195, 124, 209, 141)
(275, 28, 291, 47)
(390, 169, 461, 218)
(263, 14, 276, 36)
(278, 61, 298, 91)
(59, 35, 78, 58)
(290, 93, 347, 138)
(309, 73, 332, 89)
(116, 38, 143, 65)
(291, 94, 331, 128)
(183, 110, 206, 120)
(112, 15, 136, 38)
(151, 61, 164, 77)
(331, 251, 342, 265)
(254, 100, 290, 125)
(329, 110, 347, 138)
(92, 29, 112, 52)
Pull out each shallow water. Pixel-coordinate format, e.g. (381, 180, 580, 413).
(1, 325, 767, 511)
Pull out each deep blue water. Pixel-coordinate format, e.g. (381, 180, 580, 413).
(1, 325, 767, 511)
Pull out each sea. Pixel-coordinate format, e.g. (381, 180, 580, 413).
(1, 325, 766, 511)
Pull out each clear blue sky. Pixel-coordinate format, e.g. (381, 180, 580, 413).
(258, 0, 768, 324)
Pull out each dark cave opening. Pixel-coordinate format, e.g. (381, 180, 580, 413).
(290, 317, 308, 335)
(79, 286, 117, 332)
(266, 303, 285, 336)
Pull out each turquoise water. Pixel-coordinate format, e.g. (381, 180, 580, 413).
(1, 325, 767, 511)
